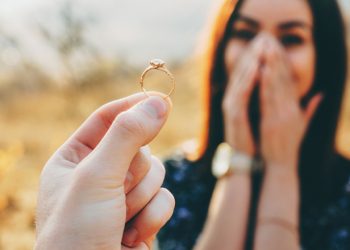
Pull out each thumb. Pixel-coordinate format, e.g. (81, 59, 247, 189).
(304, 93, 323, 125)
(84, 95, 172, 185)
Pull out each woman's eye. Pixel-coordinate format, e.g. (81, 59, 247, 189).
(280, 35, 304, 47)
(230, 29, 256, 41)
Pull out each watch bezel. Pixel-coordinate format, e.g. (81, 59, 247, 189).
(212, 143, 233, 178)
(212, 142, 259, 178)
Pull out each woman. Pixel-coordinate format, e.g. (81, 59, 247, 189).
(157, 0, 350, 249)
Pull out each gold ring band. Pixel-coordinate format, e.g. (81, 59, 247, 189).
(140, 59, 175, 98)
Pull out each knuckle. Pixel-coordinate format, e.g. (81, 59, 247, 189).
(145, 212, 165, 231)
(114, 111, 146, 138)
(146, 216, 164, 234)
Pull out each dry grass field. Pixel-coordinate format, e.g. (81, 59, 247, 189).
(0, 57, 349, 249)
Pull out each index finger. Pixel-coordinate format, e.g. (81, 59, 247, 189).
(58, 91, 168, 164)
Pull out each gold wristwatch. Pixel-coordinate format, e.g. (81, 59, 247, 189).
(212, 142, 254, 178)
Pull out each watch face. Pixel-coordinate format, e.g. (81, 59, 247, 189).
(212, 143, 232, 178)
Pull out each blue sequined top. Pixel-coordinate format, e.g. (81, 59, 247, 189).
(157, 153, 350, 250)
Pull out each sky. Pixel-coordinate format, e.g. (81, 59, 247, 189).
(0, 0, 214, 73)
(0, 0, 348, 73)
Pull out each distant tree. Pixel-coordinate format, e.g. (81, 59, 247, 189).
(0, 28, 22, 68)
(38, 1, 98, 86)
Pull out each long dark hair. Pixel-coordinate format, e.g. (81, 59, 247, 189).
(196, 0, 348, 232)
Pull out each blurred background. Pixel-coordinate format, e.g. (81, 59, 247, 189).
(0, 0, 349, 249)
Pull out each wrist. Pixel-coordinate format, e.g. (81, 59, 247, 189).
(265, 160, 298, 174)
(264, 166, 299, 184)
(212, 143, 257, 178)
(258, 166, 300, 228)
(263, 165, 300, 206)
(224, 172, 251, 187)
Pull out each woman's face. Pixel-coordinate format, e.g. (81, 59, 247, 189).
(224, 0, 315, 98)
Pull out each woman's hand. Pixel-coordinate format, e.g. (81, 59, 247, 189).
(260, 38, 322, 170)
(223, 34, 267, 156)
(35, 93, 175, 250)
(254, 38, 322, 250)
(195, 35, 269, 250)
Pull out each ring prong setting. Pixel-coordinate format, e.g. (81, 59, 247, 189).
(150, 59, 165, 68)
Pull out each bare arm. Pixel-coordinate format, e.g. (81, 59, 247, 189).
(194, 35, 271, 250)
(194, 35, 270, 250)
(194, 174, 251, 250)
(254, 167, 300, 250)
(254, 36, 322, 250)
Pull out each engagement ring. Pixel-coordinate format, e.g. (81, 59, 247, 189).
(140, 59, 175, 98)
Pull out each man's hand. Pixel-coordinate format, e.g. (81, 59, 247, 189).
(35, 92, 175, 250)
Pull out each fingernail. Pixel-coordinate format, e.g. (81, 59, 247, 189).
(123, 227, 139, 246)
(141, 96, 168, 119)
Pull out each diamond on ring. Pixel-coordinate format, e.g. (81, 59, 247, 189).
(150, 59, 166, 68)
